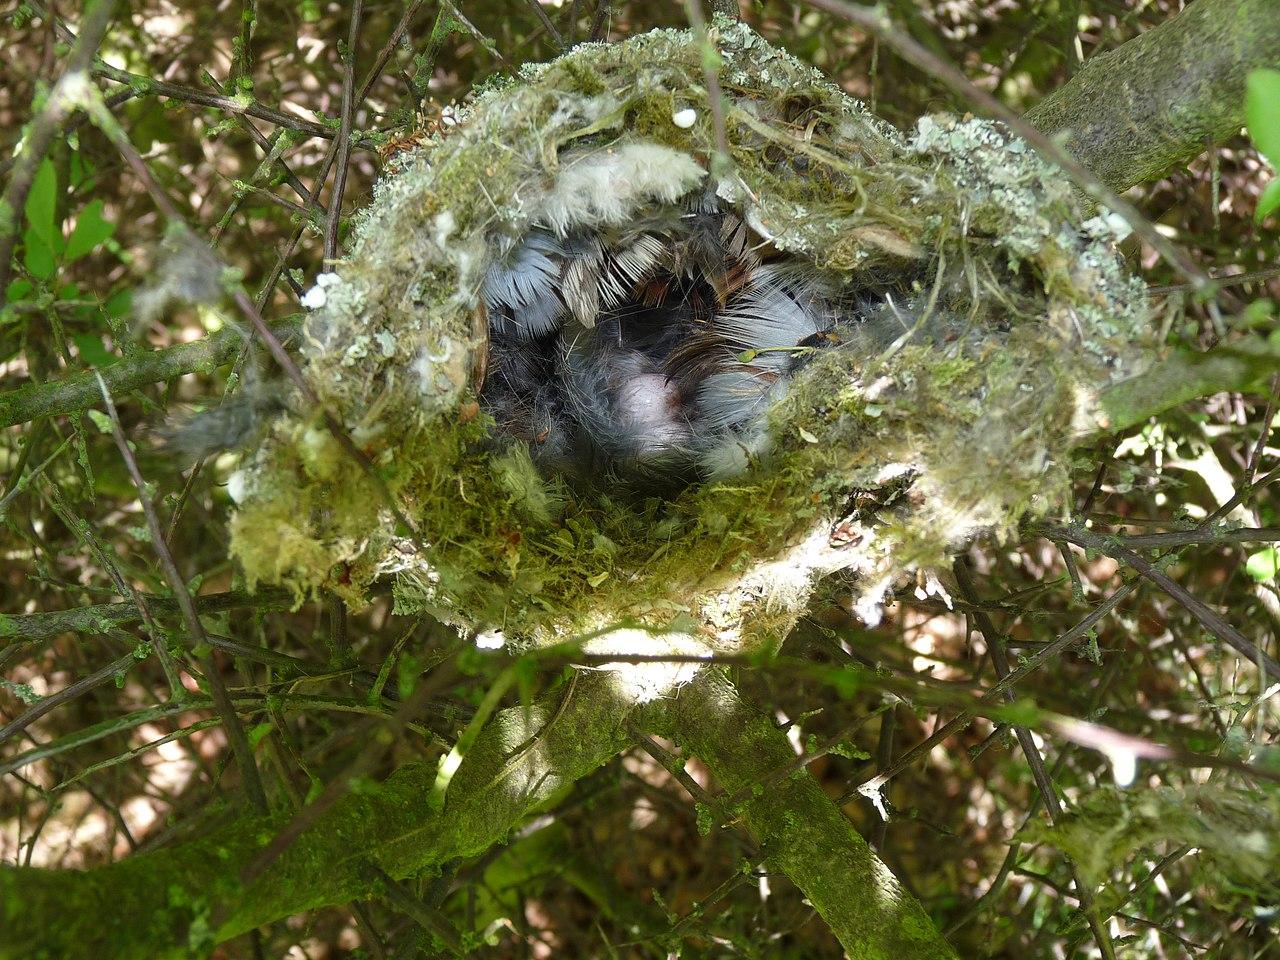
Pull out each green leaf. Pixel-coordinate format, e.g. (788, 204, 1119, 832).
(1246, 69, 1280, 166)
(1249, 70, 1280, 223)
(72, 333, 118, 367)
(1245, 546, 1280, 583)
(1240, 299, 1275, 328)
(23, 158, 58, 251)
(1256, 178, 1280, 224)
(65, 200, 115, 262)
(247, 722, 274, 748)
(85, 409, 113, 434)
(5, 278, 33, 305)
(22, 230, 56, 280)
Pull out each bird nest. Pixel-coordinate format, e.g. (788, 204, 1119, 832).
(229, 20, 1149, 652)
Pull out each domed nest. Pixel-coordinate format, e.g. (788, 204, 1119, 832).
(229, 20, 1149, 651)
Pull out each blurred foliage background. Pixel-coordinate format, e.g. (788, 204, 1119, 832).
(2, 1, 1278, 957)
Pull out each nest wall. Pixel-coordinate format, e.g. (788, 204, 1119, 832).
(228, 20, 1149, 651)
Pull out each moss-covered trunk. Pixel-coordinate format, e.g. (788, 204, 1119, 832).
(1025, 0, 1280, 191)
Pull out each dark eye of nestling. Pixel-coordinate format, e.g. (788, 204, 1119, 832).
(477, 191, 897, 487)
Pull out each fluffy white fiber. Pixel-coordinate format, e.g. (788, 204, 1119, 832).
(538, 143, 707, 236)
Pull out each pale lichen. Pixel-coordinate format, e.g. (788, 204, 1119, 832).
(229, 21, 1150, 658)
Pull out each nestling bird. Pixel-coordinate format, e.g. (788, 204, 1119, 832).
(479, 189, 899, 486)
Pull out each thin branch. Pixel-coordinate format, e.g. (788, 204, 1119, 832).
(0, 651, 138, 749)
(29, 1, 363, 144)
(685, 1, 731, 171)
(356, 0, 431, 106)
(954, 559, 1116, 960)
(0, 589, 294, 646)
(324, 0, 366, 261)
(1245, 374, 1280, 481)
(41, 482, 185, 698)
(1203, 463, 1280, 526)
(521, 0, 566, 50)
(1098, 526, 1280, 550)
(1049, 524, 1280, 683)
(589, 0, 612, 42)
(0, 318, 301, 429)
(374, 870, 467, 957)
(95, 373, 270, 814)
(842, 576, 1141, 801)
(796, 0, 1210, 290)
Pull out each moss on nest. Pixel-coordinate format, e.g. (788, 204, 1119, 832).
(229, 20, 1149, 649)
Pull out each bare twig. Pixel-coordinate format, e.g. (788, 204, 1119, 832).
(521, 0, 566, 49)
(324, 0, 366, 261)
(1104, 526, 1280, 550)
(357, 0, 430, 106)
(1049, 523, 1280, 682)
(1147, 265, 1280, 295)
(589, 0, 612, 42)
(871, 703, 896, 851)
(842, 576, 1141, 801)
(374, 870, 467, 957)
(1245, 374, 1280, 481)
(665, 860, 762, 942)
(29, 1, 361, 144)
(94, 374, 270, 814)
(684, 1, 731, 171)
(954, 558, 1116, 960)
(41, 482, 185, 698)
(1077, 443, 1115, 516)
(0, 651, 138, 749)
(1203, 463, 1280, 526)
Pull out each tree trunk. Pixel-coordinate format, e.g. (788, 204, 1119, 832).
(1025, 0, 1280, 191)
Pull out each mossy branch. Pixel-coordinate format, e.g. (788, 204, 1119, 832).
(1094, 335, 1280, 435)
(654, 670, 959, 960)
(0, 671, 636, 960)
(0, 319, 300, 429)
(0, 662, 959, 959)
(0, 589, 293, 646)
(1025, 0, 1280, 191)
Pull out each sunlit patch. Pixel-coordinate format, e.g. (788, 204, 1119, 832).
(582, 628, 711, 703)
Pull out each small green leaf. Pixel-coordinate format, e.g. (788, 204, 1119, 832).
(1240, 299, 1275, 328)
(22, 230, 56, 280)
(1256, 178, 1280, 224)
(72, 333, 118, 367)
(105, 289, 132, 317)
(85, 409, 113, 434)
(247, 722, 274, 748)
(24, 158, 58, 250)
(5, 278, 33, 305)
(1247, 70, 1280, 223)
(1245, 546, 1280, 583)
(1246, 69, 1280, 166)
(303, 776, 324, 805)
(65, 200, 115, 262)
